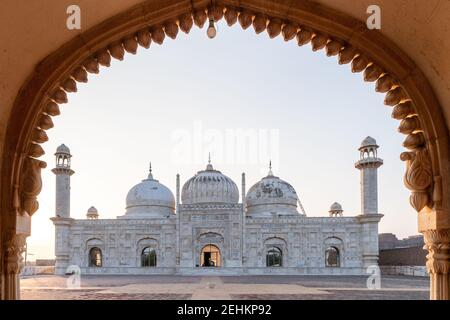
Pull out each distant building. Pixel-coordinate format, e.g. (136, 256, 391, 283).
(378, 233, 426, 266)
(35, 259, 56, 267)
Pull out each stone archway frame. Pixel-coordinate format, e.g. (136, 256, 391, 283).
(324, 236, 344, 267)
(136, 237, 159, 267)
(264, 236, 288, 267)
(85, 238, 104, 267)
(2, 0, 450, 299)
(196, 232, 224, 266)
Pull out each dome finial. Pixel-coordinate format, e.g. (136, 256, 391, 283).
(206, 152, 213, 170)
(148, 161, 153, 179)
(268, 160, 274, 176)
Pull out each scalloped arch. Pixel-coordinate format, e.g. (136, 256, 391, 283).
(2, 0, 449, 240)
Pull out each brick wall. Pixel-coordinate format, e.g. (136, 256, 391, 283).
(379, 246, 426, 266)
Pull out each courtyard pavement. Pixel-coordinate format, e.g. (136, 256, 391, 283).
(20, 275, 430, 300)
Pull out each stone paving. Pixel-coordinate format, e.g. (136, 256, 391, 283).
(20, 275, 430, 300)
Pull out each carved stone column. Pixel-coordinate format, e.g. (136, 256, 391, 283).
(400, 148, 450, 299)
(2, 156, 44, 300)
(423, 229, 450, 300)
(4, 234, 27, 300)
(0, 247, 3, 299)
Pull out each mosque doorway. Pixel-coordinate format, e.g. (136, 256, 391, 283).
(200, 244, 221, 267)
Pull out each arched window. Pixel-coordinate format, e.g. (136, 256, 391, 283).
(325, 246, 340, 267)
(89, 247, 102, 267)
(266, 246, 282, 267)
(141, 247, 157, 267)
(200, 244, 221, 267)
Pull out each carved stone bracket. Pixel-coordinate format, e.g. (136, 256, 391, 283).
(19, 157, 47, 216)
(423, 229, 450, 300)
(400, 148, 433, 212)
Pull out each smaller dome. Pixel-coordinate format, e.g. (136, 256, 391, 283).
(86, 206, 99, 219)
(56, 144, 71, 155)
(245, 166, 299, 217)
(121, 165, 175, 219)
(329, 202, 343, 217)
(87, 206, 98, 213)
(360, 136, 378, 149)
(329, 202, 343, 212)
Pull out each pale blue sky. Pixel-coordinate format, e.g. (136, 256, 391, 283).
(28, 20, 418, 260)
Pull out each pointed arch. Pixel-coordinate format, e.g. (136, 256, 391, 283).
(2, 0, 449, 300)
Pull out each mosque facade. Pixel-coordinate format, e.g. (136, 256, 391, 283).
(51, 137, 383, 275)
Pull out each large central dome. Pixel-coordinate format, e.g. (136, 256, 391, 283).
(182, 162, 239, 205)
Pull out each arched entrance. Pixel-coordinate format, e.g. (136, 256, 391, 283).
(88, 247, 103, 267)
(266, 247, 283, 267)
(1, 0, 449, 299)
(200, 244, 221, 267)
(325, 247, 340, 268)
(141, 247, 157, 267)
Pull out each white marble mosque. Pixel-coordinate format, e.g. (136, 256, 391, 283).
(51, 137, 383, 275)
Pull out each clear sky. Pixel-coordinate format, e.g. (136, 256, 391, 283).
(27, 20, 418, 260)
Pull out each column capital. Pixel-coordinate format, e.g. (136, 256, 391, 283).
(422, 228, 450, 300)
(423, 229, 450, 274)
(5, 233, 27, 275)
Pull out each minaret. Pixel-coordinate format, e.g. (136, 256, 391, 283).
(52, 144, 74, 218)
(355, 136, 383, 214)
(50, 144, 74, 275)
(355, 137, 384, 269)
(241, 172, 246, 266)
(241, 172, 246, 207)
(176, 173, 180, 212)
(176, 172, 181, 266)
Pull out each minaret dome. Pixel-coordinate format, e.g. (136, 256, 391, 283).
(86, 206, 99, 219)
(329, 202, 344, 217)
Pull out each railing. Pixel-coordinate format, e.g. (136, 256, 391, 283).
(73, 266, 367, 276)
(21, 266, 55, 276)
(380, 266, 428, 277)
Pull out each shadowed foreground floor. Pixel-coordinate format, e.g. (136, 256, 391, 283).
(20, 275, 429, 300)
